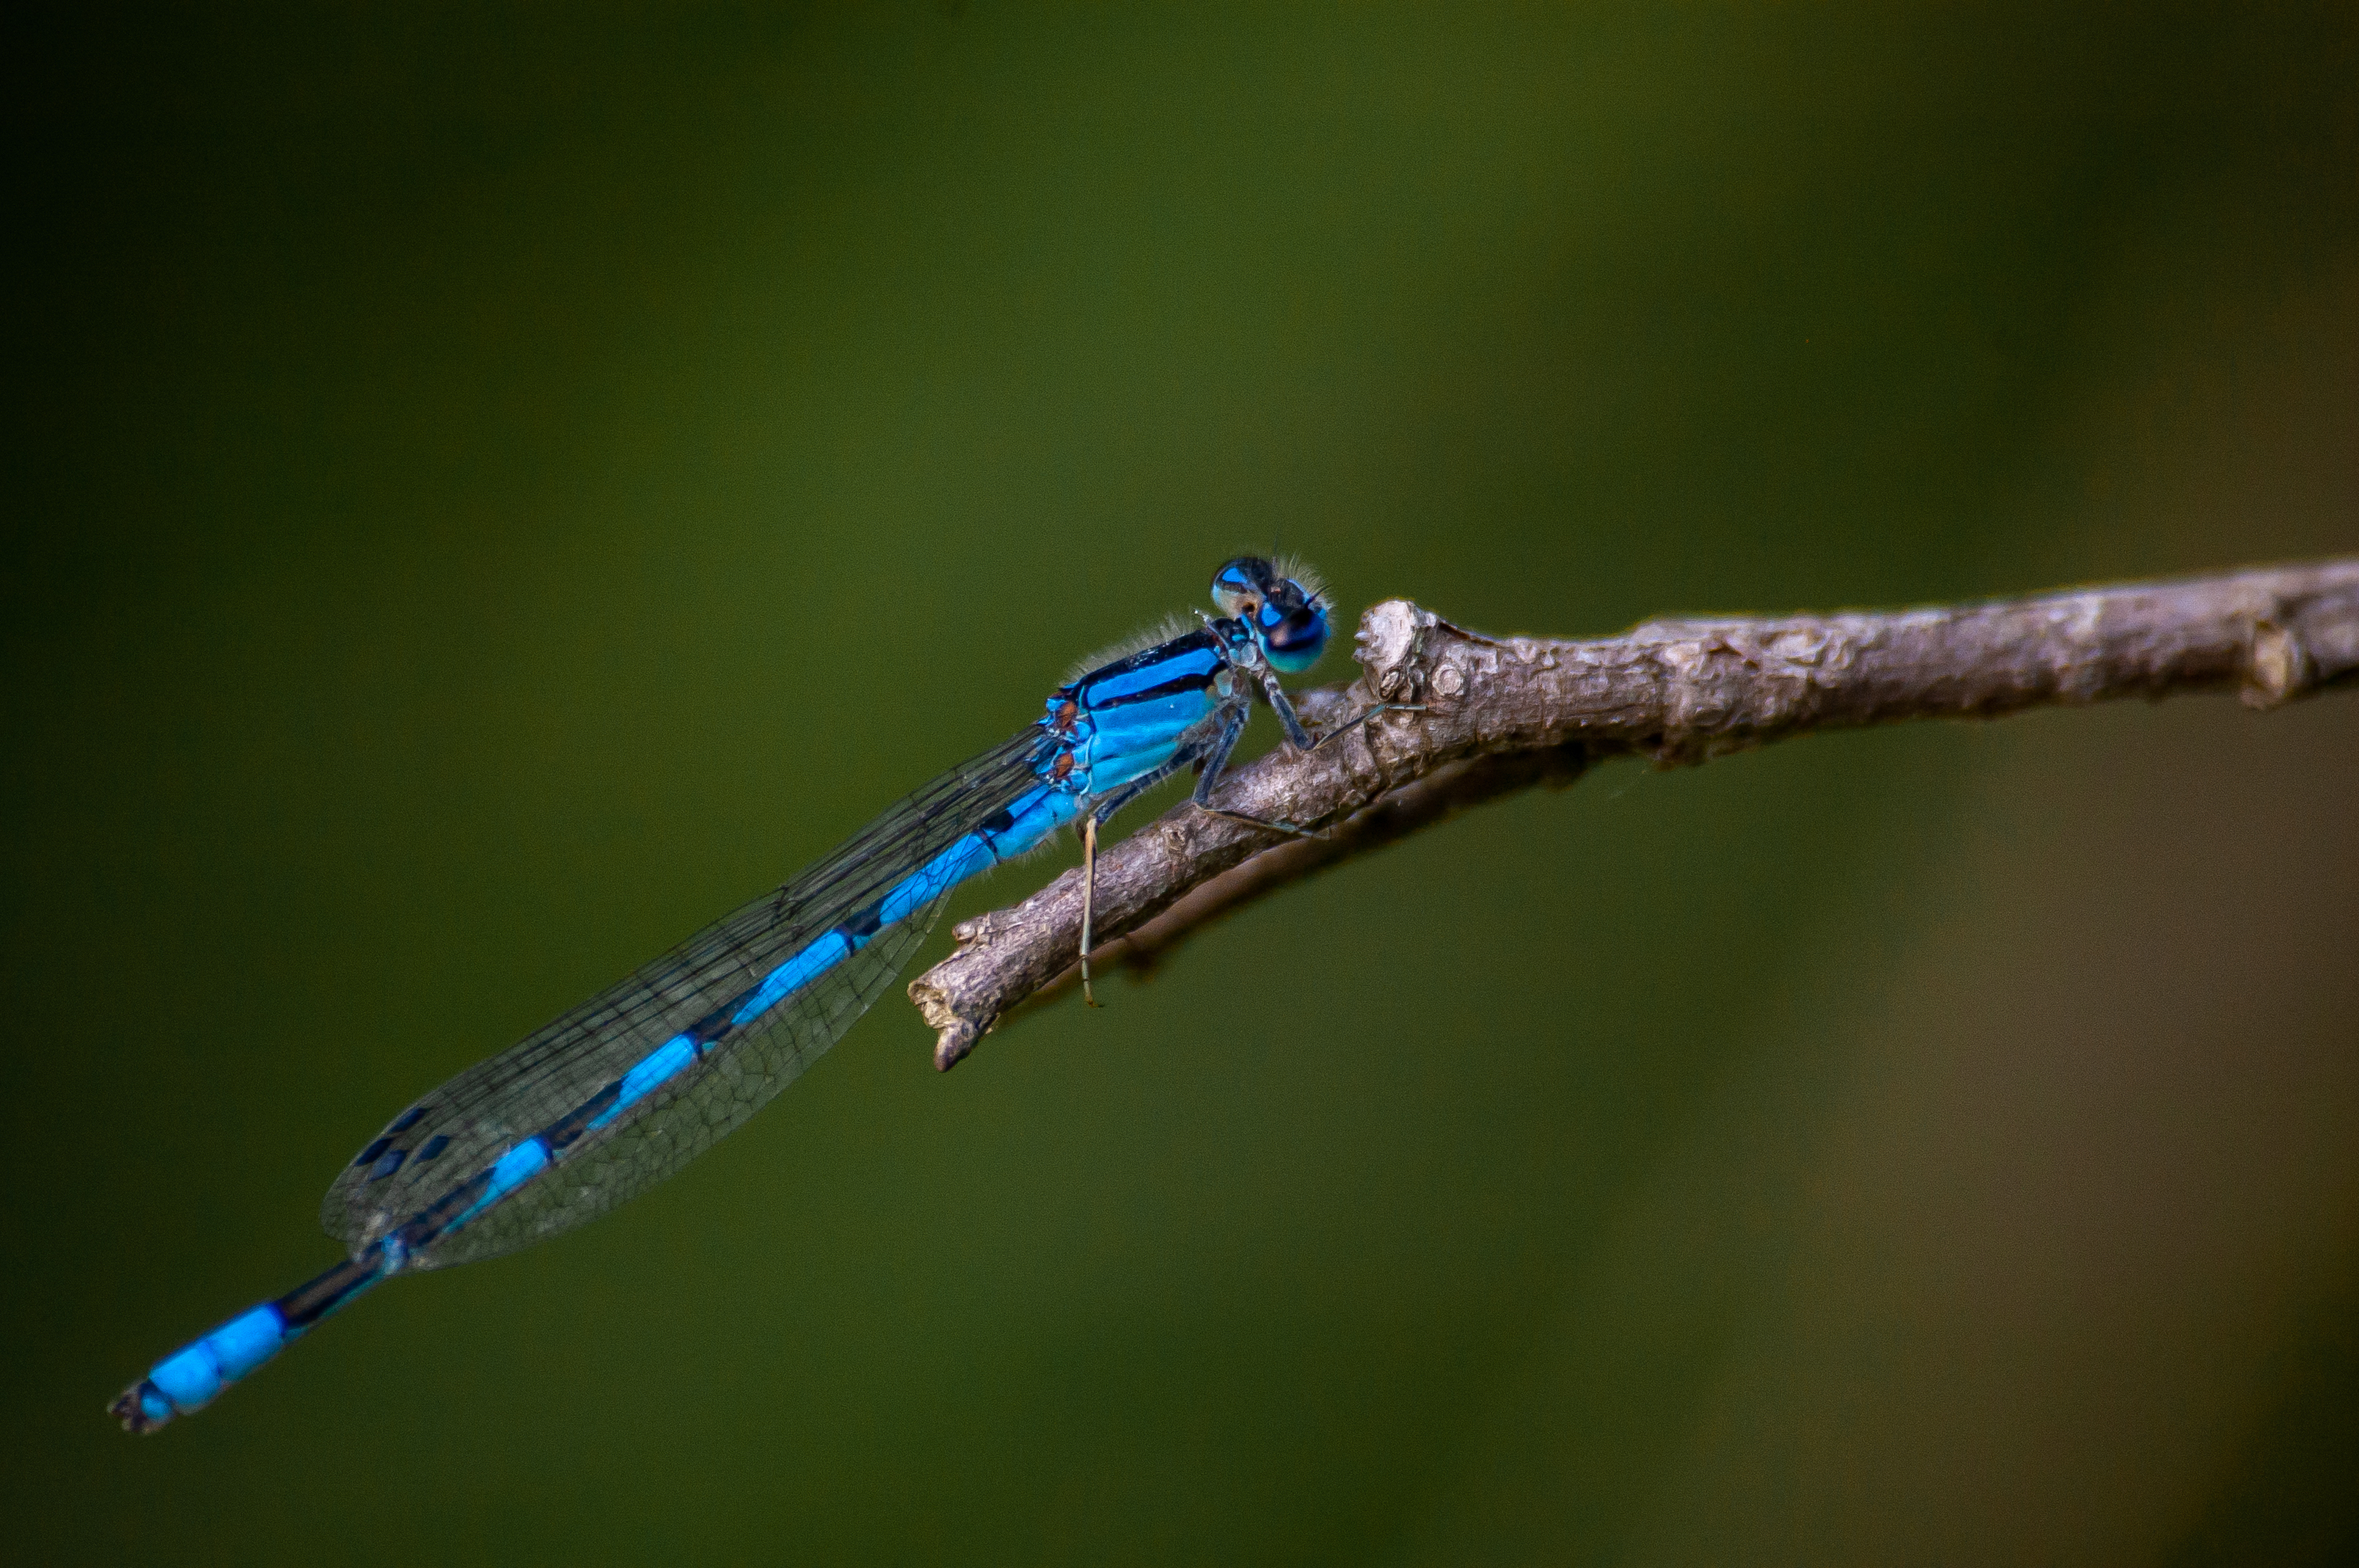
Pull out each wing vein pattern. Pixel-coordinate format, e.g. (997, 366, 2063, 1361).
(321, 727, 1054, 1267)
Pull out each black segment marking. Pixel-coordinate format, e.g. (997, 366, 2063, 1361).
(387, 1106, 427, 1134)
(418, 1134, 450, 1162)
(353, 1137, 391, 1168)
(272, 1256, 383, 1331)
(410, 1170, 495, 1245)
(545, 1080, 623, 1152)
(368, 1149, 408, 1181)
(1092, 670, 1219, 708)
(687, 1001, 737, 1046)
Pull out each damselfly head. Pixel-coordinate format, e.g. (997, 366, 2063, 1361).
(1212, 555, 1330, 673)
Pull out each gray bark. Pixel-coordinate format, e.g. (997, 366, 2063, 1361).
(912, 557, 2359, 1069)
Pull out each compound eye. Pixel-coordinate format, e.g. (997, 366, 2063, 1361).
(1210, 557, 1265, 618)
(1217, 558, 1255, 612)
(1262, 605, 1329, 672)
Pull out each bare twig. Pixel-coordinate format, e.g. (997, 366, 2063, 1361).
(912, 557, 2359, 1069)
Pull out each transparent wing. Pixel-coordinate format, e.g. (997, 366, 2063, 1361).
(320, 728, 1053, 1267)
(408, 906, 944, 1267)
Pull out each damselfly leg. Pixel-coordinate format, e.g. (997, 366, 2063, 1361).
(1081, 815, 1102, 1007)
(1194, 700, 1424, 838)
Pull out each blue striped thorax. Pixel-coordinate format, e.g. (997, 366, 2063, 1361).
(1034, 555, 1333, 802)
(1041, 626, 1229, 799)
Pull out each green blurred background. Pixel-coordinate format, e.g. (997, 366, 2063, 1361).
(6, 5, 2356, 1563)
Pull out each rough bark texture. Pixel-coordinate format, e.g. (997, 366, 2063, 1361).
(912, 557, 2359, 1069)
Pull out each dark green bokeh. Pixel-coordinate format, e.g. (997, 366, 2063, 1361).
(7, 6, 2356, 1563)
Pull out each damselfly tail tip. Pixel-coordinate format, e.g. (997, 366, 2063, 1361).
(110, 1379, 175, 1435)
